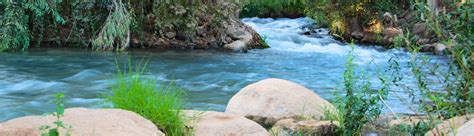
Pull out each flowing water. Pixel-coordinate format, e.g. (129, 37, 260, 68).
(0, 17, 448, 122)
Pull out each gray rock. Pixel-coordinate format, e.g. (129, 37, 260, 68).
(165, 32, 176, 39)
(351, 31, 364, 40)
(417, 38, 431, 45)
(226, 27, 247, 40)
(433, 43, 447, 55)
(224, 40, 248, 52)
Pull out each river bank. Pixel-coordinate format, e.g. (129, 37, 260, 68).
(1, 78, 473, 135)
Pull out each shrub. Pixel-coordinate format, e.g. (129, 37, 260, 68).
(326, 44, 389, 135)
(106, 62, 187, 136)
(240, 0, 308, 18)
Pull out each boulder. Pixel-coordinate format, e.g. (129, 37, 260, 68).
(225, 78, 336, 126)
(455, 119, 474, 136)
(223, 27, 255, 52)
(425, 115, 473, 136)
(144, 2, 267, 50)
(270, 119, 338, 136)
(183, 110, 269, 136)
(0, 108, 164, 136)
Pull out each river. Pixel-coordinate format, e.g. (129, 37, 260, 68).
(0, 17, 448, 122)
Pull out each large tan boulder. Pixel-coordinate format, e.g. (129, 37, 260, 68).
(0, 108, 164, 136)
(456, 119, 474, 136)
(225, 78, 336, 126)
(425, 114, 473, 136)
(270, 119, 338, 136)
(183, 110, 269, 136)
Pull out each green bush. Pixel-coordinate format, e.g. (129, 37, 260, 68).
(240, 0, 309, 18)
(106, 63, 186, 136)
(326, 44, 389, 135)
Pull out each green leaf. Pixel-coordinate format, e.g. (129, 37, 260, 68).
(48, 128, 59, 136)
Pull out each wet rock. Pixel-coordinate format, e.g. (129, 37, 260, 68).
(270, 119, 338, 136)
(183, 110, 269, 136)
(351, 31, 364, 40)
(224, 40, 248, 52)
(225, 78, 336, 127)
(0, 108, 163, 136)
(223, 26, 255, 52)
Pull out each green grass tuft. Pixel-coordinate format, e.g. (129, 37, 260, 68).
(106, 62, 187, 136)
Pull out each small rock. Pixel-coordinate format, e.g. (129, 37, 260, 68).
(303, 31, 311, 35)
(413, 23, 427, 35)
(433, 43, 447, 55)
(383, 27, 402, 44)
(0, 108, 163, 136)
(165, 32, 176, 39)
(271, 119, 338, 136)
(351, 31, 364, 40)
(196, 27, 206, 37)
(225, 78, 336, 127)
(420, 44, 435, 52)
(383, 12, 395, 27)
(183, 110, 269, 136)
(224, 40, 248, 52)
(417, 38, 431, 45)
(383, 27, 402, 38)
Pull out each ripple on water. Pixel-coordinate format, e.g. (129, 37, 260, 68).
(62, 69, 104, 81)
